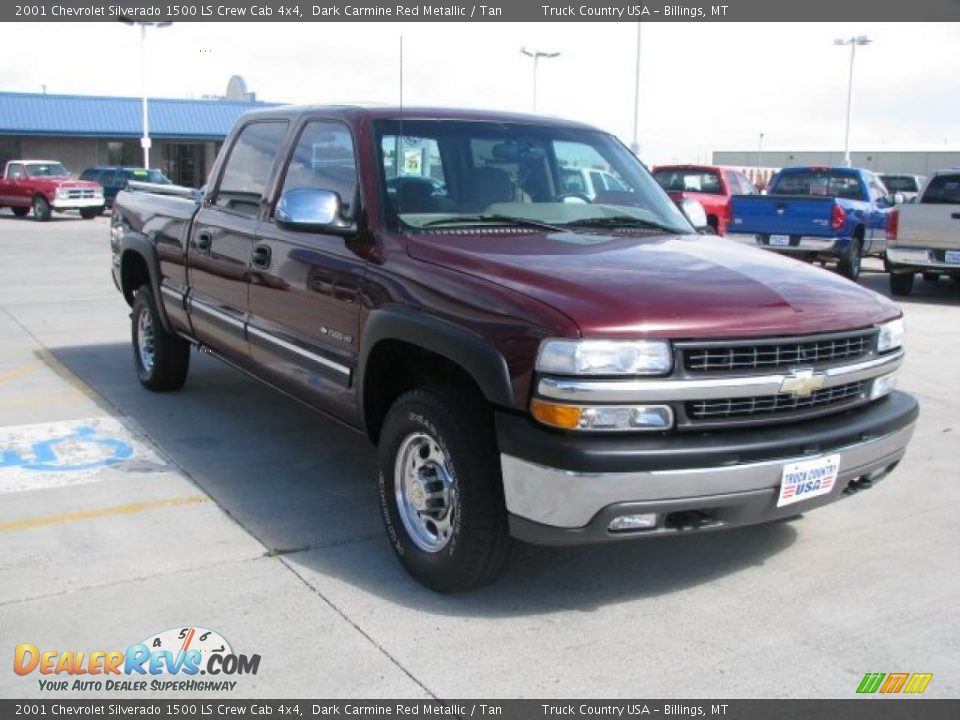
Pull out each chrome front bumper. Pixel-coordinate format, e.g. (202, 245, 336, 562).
(501, 422, 914, 533)
(52, 197, 103, 209)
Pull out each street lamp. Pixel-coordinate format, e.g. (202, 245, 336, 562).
(120, 19, 172, 169)
(756, 132, 764, 175)
(834, 35, 871, 168)
(520, 47, 560, 113)
(630, 23, 642, 156)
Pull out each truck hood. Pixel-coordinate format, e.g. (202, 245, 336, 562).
(405, 231, 899, 339)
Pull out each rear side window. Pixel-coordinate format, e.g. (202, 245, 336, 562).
(214, 121, 288, 217)
(7, 163, 25, 179)
(280, 121, 358, 215)
(881, 175, 919, 193)
(737, 173, 758, 194)
(921, 174, 960, 204)
(771, 170, 864, 200)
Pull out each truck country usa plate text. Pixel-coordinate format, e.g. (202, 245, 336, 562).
(778, 454, 841, 508)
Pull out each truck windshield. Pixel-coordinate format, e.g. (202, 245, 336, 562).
(125, 169, 171, 184)
(25, 163, 70, 178)
(374, 119, 691, 234)
(652, 168, 724, 195)
(770, 170, 863, 200)
(880, 175, 919, 193)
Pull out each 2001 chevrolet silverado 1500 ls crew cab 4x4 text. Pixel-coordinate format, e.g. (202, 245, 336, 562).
(110, 106, 918, 591)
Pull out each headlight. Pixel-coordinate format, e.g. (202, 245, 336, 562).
(56, 188, 68, 198)
(536, 339, 673, 376)
(877, 318, 904, 353)
(93, 187, 103, 196)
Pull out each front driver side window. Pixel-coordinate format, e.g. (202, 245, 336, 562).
(280, 120, 358, 216)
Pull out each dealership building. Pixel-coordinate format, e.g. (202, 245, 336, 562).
(0, 78, 275, 187)
(714, 150, 960, 177)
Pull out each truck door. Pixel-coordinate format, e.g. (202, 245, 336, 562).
(187, 120, 288, 365)
(3, 163, 27, 206)
(247, 119, 365, 422)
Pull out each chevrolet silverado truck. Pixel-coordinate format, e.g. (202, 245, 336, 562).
(728, 166, 898, 280)
(652, 164, 758, 236)
(885, 168, 960, 295)
(110, 106, 918, 592)
(0, 160, 104, 220)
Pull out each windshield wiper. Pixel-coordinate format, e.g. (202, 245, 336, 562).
(419, 214, 565, 232)
(563, 216, 685, 234)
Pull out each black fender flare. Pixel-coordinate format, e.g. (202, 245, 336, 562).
(118, 232, 175, 334)
(357, 308, 516, 428)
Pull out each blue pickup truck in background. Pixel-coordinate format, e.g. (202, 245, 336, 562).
(728, 167, 899, 280)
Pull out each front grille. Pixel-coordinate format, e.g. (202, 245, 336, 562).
(687, 380, 866, 421)
(684, 332, 873, 373)
(65, 189, 97, 199)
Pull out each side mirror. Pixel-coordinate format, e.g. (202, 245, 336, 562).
(892, 192, 906, 206)
(679, 198, 710, 233)
(276, 189, 355, 235)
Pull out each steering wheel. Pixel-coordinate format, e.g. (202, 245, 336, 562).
(558, 193, 592, 204)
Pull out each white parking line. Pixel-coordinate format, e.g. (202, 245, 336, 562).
(0, 416, 167, 494)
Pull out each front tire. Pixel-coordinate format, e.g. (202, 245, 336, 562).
(131, 286, 190, 391)
(80, 206, 102, 220)
(32, 195, 51, 222)
(377, 386, 510, 592)
(890, 272, 914, 296)
(838, 237, 862, 280)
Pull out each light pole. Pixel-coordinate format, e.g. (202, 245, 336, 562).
(834, 35, 871, 168)
(630, 23, 642, 156)
(520, 47, 560, 113)
(756, 132, 764, 175)
(121, 20, 172, 169)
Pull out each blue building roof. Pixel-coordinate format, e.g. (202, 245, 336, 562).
(0, 92, 280, 140)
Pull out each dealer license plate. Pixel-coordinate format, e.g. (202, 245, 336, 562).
(769, 235, 791, 246)
(777, 454, 841, 507)
(944, 250, 960, 264)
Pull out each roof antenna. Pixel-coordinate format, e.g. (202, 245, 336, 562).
(397, 34, 404, 219)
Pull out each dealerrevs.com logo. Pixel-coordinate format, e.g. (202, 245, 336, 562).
(13, 626, 261, 692)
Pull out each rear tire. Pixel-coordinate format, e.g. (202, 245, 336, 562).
(32, 195, 51, 222)
(377, 386, 510, 592)
(131, 286, 190, 391)
(80, 206, 101, 220)
(889, 272, 914, 297)
(838, 237, 862, 280)
(11, 206, 29, 217)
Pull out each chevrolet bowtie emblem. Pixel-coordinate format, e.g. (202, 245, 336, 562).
(780, 369, 826, 397)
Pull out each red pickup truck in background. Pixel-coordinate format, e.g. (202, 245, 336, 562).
(652, 164, 758, 235)
(0, 160, 104, 221)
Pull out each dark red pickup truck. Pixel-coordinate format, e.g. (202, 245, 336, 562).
(111, 106, 918, 591)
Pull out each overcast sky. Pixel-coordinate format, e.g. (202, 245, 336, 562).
(4, 21, 959, 164)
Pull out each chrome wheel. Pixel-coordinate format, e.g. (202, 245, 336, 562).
(136, 306, 156, 373)
(394, 432, 457, 553)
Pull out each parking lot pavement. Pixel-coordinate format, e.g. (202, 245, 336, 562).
(1, 211, 958, 699)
